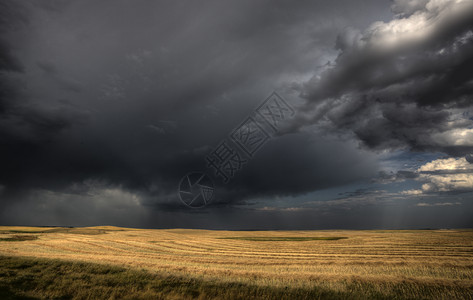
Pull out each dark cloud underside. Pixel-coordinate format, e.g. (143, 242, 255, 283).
(0, 0, 471, 228)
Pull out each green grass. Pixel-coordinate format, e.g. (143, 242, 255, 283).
(0, 228, 107, 235)
(218, 236, 348, 241)
(0, 231, 48, 234)
(0, 256, 399, 300)
(0, 236, 38, 242)
(1, 255, 472, 299)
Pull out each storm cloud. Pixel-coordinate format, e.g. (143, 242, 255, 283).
(0, 0, 389, 207)
(298, 0, 473, 156)
(0, 0, 471, 228)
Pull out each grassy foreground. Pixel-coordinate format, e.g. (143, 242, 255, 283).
(0, 226, 472, 299)
(0, 256, 404, 300)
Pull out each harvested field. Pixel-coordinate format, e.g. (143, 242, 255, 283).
(0, 226, 472, 299)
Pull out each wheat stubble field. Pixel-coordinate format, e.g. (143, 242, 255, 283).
(0, 226, 472, 299)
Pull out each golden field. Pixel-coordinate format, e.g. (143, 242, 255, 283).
(0, 226, 472, 299)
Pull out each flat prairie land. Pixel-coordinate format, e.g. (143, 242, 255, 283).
(0, 226, 472, 299)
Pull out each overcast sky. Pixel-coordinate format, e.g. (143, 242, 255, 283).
(1, 0, 472, 229)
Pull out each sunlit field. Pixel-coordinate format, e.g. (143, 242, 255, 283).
(0, 226, 472, 299)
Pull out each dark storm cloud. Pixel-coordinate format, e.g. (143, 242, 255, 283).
(0, 1, 26, 73)
(150, 133, 378, 211)
(374, 170, 418, 184)
(297, 0, 473, 156)
(219, 134, 378, 203)
(0, 0, 391, 218)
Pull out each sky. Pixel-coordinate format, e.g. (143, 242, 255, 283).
(0, 0, 472, 229)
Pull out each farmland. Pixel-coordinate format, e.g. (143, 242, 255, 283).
(0, 226, 472, 299)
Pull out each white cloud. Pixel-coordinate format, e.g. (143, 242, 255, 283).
(401, 189, 423, 195)
(353, 0, 473, 52)
(416, 202, 461, 207)
(418, 157, 473, 172)
(403, 157, 473, 194)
